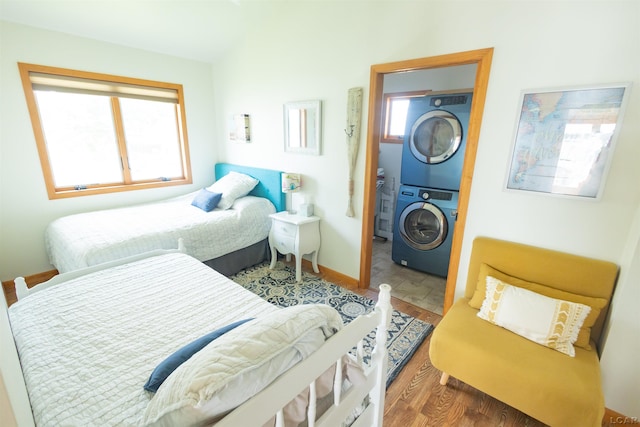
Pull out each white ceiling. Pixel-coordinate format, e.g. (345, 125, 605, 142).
(0, 0, 260, 63)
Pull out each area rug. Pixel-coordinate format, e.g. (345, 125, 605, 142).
(231, 261, 434, 387)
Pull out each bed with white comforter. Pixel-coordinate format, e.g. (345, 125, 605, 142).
(45, 194, 275, 273)
(9, 251, 372, 426)
(44, 163, 286, 274)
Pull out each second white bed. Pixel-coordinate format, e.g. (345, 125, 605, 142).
(45, 194, 275, 273)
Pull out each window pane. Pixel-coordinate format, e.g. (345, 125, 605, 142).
(389, 99, 410, 136)
(119, 98, 183, 181)
(35, 91, 123, 187)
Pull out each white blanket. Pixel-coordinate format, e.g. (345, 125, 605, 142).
(45, 194, 275, 273)
(9, 253, 280, 426)
(143, 304, 344, 426)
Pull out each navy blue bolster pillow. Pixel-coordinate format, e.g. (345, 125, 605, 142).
(144, 317, 253, 393)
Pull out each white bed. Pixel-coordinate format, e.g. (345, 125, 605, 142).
(2, 246, 391, 427)
(45, 163, 287, 274)
(45, 193, 275, 273)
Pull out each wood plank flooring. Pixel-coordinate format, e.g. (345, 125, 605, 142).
(315, 261, 623, 427)
(352, 286, 547, 426)
(346, 284, 623, 427)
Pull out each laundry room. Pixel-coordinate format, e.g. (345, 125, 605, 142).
(370, 63, 477, 315)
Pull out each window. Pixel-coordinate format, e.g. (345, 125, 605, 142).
(18, 63, 192, 199)
(380, 90, 430, 143)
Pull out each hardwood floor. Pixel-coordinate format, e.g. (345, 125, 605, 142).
(352, 287, 547, 427)
(347, 284, 625, 427)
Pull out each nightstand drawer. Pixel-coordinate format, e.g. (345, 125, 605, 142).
(273, 234, 295, 253)
(272, 221, 297, 237)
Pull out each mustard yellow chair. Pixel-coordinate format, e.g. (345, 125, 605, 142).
(429, 236, 618, 427)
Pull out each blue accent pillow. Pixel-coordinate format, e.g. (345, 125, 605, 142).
(144, 318, 253, 393)
(191, 188, 222, 212)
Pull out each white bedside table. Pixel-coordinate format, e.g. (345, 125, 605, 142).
(268, 211, 320, 282)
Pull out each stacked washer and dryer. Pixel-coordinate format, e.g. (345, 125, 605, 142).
(392, 92, 472, 277)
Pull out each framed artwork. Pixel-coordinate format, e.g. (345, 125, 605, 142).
(505, 83, 631, 199)
(229, 114, 251, 142)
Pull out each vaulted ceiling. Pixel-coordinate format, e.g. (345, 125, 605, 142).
(0, 0, 273, 63)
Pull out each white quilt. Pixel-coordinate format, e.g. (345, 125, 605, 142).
(142, 304, 344, 426)
(8, 253, 281, 426)
(45, 194, 275, 273)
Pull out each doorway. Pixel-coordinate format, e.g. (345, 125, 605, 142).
(359, 48, 494, 315)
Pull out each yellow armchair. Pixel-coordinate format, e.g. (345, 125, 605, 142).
(429, 237, 618, 427)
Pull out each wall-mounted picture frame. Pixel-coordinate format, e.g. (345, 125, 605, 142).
(505, 83, 631, 199)
(229, 113, 251, 142)
(284, 100, 322, 155)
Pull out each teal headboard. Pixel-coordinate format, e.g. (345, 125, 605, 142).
(214, 163, 286, 212)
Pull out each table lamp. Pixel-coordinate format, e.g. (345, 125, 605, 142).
(281, 172, 301, 213)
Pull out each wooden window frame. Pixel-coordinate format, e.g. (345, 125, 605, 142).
(18, 62, 192, 199)
(380, 90, 431, 144)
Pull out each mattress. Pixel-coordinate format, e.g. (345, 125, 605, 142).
(8, 252, 281, 427)
(45, 193, 275, 273)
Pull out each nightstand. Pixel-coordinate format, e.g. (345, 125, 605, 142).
(268, 211, 320, 282)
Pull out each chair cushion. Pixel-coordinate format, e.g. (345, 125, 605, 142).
(429, 299, 604, 427)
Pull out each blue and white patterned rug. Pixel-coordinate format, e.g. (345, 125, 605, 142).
(231, 261, 434, 387)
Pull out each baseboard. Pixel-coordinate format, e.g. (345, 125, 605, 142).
(603, 407, 639, 425)
(2, 269, 58, 307)
(300, 258, 359, 288)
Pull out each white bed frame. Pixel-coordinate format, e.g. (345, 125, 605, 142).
(1, 242, 392, 427)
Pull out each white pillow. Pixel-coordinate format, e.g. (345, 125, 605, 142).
(206, 171, 259, 210)
(142, 304, 343, 426)
(478, 276, 591, 357)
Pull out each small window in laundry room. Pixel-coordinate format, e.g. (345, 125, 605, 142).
(380, 90, 430, 144)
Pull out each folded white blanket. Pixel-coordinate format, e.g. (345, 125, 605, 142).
(143, 304, 344, 426)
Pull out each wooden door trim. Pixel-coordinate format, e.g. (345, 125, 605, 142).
(359, 48, 494, 315)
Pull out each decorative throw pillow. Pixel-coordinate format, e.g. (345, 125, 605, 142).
(207, 171, 259, 210)
(144, 318, 253, 393)
(478, 276, 591, 357)
(191, 188, 223, 212)
(470, 263, 607, 350)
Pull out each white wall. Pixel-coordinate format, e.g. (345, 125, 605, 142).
(600, 200, 640, 416)
(0, 22, 217, 279)
(211, 1, 640, 416)
(1, 0, 638, 417)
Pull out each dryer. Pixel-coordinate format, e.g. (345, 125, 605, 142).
(400, 92, 473, 191)
(392, 184, 457, 277)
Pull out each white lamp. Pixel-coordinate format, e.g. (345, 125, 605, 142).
(281, 173, 301, 213)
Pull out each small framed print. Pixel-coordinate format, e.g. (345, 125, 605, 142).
(229, 114, 251, 143)
(505, 83, 630, 199)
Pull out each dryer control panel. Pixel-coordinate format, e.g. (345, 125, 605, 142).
(431, 95, 468, 107)
(419, 188, 453, 201)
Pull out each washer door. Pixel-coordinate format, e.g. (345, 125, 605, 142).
(409, 110, 462, 164)
(399, 202, 447, 250)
